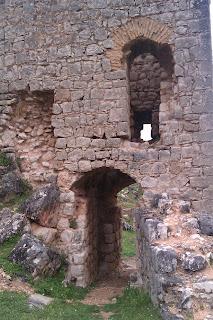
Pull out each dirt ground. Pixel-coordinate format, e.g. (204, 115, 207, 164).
(83, 257, 136, 306)
(0, 268, 33, 294)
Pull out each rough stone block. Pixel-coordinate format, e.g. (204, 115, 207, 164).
(109, 108, 127, 122)
(9, 234, 61, 277)
(20, 184, 60, 228)
(103, 224, 113, 234)
(0, 208, 27, 244)
(28, 294, 53, 309)
(200, 114, 213, 131)
(0, 171, 26, 200)
(78, 160, 92, 172)
(152, 245, 177, 273)
(197, 213, 213, 236)
(181, 253, 207, 272)
(193, 280, 213, 294)
(86, 44, 103, 56)
(60, 229, 74, 243)
(31, 223, 57, 244)
(143, 219, 159, 242)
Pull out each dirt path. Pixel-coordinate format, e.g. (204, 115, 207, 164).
(0, 268, 33, 294)
(83, 257, 136, 306)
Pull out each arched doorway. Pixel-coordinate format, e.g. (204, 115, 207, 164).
(71, 167, 139, 284)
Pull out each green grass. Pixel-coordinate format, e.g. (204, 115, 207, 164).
(0, 174, 32, 211)
(118, 184, 143, 210)
(31, 269, 90, 301)
(0, 152, 13, 167)
(104, 288, 162, 320)
(0, 236, 90, 301)
(0, 291, 101, 320)
(0, 192, 31, 211)
(0, 237, 162, 320)
(0, 235, 24, 276)
(122, 230, 136, 257)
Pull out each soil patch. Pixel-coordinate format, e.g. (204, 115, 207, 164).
(83, 257, 136, 306)
(0, 267, 33, 294)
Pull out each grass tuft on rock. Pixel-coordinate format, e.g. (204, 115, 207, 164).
(0, 152, 13, 167)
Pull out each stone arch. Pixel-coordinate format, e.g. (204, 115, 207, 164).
(106, 17, 172, 70)
(69, 167, 138, 286)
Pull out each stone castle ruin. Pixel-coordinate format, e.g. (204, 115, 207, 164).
(0, 0, 213, 319)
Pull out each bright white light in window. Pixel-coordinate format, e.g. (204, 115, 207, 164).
(140, 124, 152, 141)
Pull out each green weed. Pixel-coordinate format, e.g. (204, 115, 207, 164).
(0, 152, 13, 167)
(122, 230, 136, 257)
(0, 235, 24, 276)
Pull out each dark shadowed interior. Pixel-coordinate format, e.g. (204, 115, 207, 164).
(72, 168, 135, 281)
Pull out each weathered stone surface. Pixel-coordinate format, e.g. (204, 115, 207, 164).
(179, 288, 193, 310)
(9, 234, 61, 277)
(157, 193, 172, 214)
(152, 246, 177, 273)
(193, 280, 213, 294)
(20, 184, 60, 228)
(179, 201, 190, 214)
(28, 294, 53, 309)
(0, 208, 27, 243)
(0, 171, 25, 200)
(31, 223, 57, 244)
(182, 253, 207, 272)
(198, 213, 213, 236)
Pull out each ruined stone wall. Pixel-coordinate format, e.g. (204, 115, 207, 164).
(0, 0, 212, 319)
(1, 0, 211, 210)
(0, 91, 56, 185)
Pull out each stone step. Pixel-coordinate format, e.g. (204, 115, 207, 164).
(28, 293, 53, 309)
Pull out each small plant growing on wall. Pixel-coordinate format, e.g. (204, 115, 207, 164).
(0, 152, 13, 167)
(69, 219, 77, 229)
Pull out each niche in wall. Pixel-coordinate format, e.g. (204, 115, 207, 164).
(11, 90, 55, 185)
(126, 38, 174, 143)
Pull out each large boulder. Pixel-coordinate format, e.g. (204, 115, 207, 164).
(0, 171, 26, 200)
(182, 253, 207, 272)
(0, 208, 27, 243)
(198, 213, 213, 236)
(20, 184, 60, 228)
(9, 233, 61, 277)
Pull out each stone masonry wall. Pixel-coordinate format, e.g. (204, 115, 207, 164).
(0, 0, 212, 319)
(0, 91, 56, 185)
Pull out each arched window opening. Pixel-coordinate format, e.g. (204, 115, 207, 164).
(125, 38, 174, 143)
